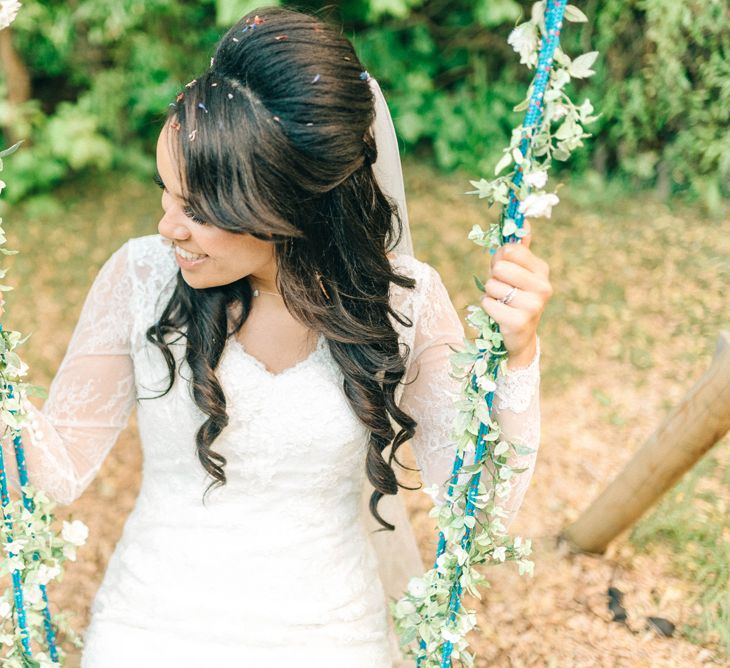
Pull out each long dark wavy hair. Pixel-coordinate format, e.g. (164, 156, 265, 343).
(145, 5, 420, 531)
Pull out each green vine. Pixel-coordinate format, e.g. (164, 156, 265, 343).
(390, 3, 598, 665)
(1, 6, 88, 660)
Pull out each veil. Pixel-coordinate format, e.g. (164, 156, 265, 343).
(360, 75, 422, 668)
(368, 77, 415, 258)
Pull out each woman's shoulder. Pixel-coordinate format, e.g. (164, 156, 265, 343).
(110, 234, 178, 319)
(388, 252, 445, 295)
(387, 251, 447, 317)
(112, 233, 177, 290)
(387, 251, 432, 280)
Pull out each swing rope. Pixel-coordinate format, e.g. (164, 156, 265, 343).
(0, 322, 60, 662)
(416, 2, 568, 665)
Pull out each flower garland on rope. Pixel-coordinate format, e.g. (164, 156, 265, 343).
(0, 155, 87, 668)
(0, 6, 88, 667)
(390, 2, 599, 666)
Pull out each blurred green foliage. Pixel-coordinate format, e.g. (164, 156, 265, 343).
(0, 0, 727, 205)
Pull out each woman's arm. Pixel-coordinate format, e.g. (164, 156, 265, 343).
(399, 263, 541, 530)
(1, 242, 136, 505)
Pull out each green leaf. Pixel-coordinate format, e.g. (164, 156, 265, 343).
(564, 5, 588, 22)
(473, 274, 485, 292)
(512, 97, 530, 112)
(569, 51, 599, 79)
(0, 140, 24, 159)
(494, 151, 512, 175)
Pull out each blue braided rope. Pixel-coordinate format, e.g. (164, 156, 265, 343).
(415, 2, 568, 665)
(0, 421, 32, 656)
(11, 408, 60, 662)
(0, 323, 60, 661)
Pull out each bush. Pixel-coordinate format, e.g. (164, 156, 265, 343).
(0, 0, 727, 205)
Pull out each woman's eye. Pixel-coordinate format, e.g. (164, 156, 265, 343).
(183, 206, 207, 225)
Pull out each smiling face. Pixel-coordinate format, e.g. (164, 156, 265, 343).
(155, 118, 279, 291)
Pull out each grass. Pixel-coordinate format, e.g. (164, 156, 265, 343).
(1, 158, 729, 659)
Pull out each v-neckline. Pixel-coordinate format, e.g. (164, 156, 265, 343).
(226, 333, 327, 379)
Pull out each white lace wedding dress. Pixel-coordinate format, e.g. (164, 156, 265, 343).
(2, 234, 541, 667)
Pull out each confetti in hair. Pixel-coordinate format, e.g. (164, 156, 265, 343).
(273, 115, 281, 123)
(312, 74, 321, 83)
(210, 57, 214, 67)
(227, 93, 233, 99)
(211, 82, 218, 87)
(359, 71, 370, 81)
(189, 128, 197, 142)
(198, 102, 209, 113)
(185, 78, 197, 88)
(306, 122, 313, 127)
(343, 56, 351, 61)
(274, 34, 288, 41)
(176, 92, 184, 103)
(170, 120, 181, 131)
(232, 37, 239, 42)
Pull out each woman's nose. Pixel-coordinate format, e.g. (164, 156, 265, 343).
(158, 212, 191, 242)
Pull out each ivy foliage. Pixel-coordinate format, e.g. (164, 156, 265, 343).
(0, 0, 726, 205)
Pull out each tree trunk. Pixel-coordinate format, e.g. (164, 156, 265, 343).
(0, 27, 32, 146)
(562, 330, 730, 554)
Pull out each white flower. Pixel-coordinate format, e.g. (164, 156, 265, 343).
(518, 558, 535, 576)
(0, 1, 21, 31)
(523, 170, 548, 189)
(3, 538, 26, 556)
(442, 627, 462, 643)
(0, 632, 16, 647)
(62, 519, 89, 547)
(63, 544, 77, 562)
(6, 556, 24, 572)
(507, 22, 539, 66)
(37, 563, 61, 585)
(5, 356, 30, 378)
(492, 546, 507, 562)
(395, 599, 417, 617)
(477, 375, 496, 393)
(518, 192, 560, 218)
(407, 576, 428, 598)
(551, 104, 568, 121)
(453, 545, 469, 566)
(24, 584, 42, 605)
(0, 600, 11, 619)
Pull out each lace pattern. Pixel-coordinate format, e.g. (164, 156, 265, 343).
(0, 235, 541, 664)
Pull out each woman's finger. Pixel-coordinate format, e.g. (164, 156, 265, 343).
(484, 277, 545, 314)
(489, 256, 552, 297)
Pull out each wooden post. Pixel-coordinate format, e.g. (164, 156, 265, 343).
(562, 330, 730, 554)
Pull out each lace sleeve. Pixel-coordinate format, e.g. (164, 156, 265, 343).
(1, 242, 136, 505)
(399, 263, 541, 529)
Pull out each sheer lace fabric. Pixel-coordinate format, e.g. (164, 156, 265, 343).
(0, 235, 540, 667)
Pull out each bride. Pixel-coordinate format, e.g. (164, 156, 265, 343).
(2, 6, 551, 667)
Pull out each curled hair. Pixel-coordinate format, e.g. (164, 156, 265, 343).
(145, 5, 419, 531)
